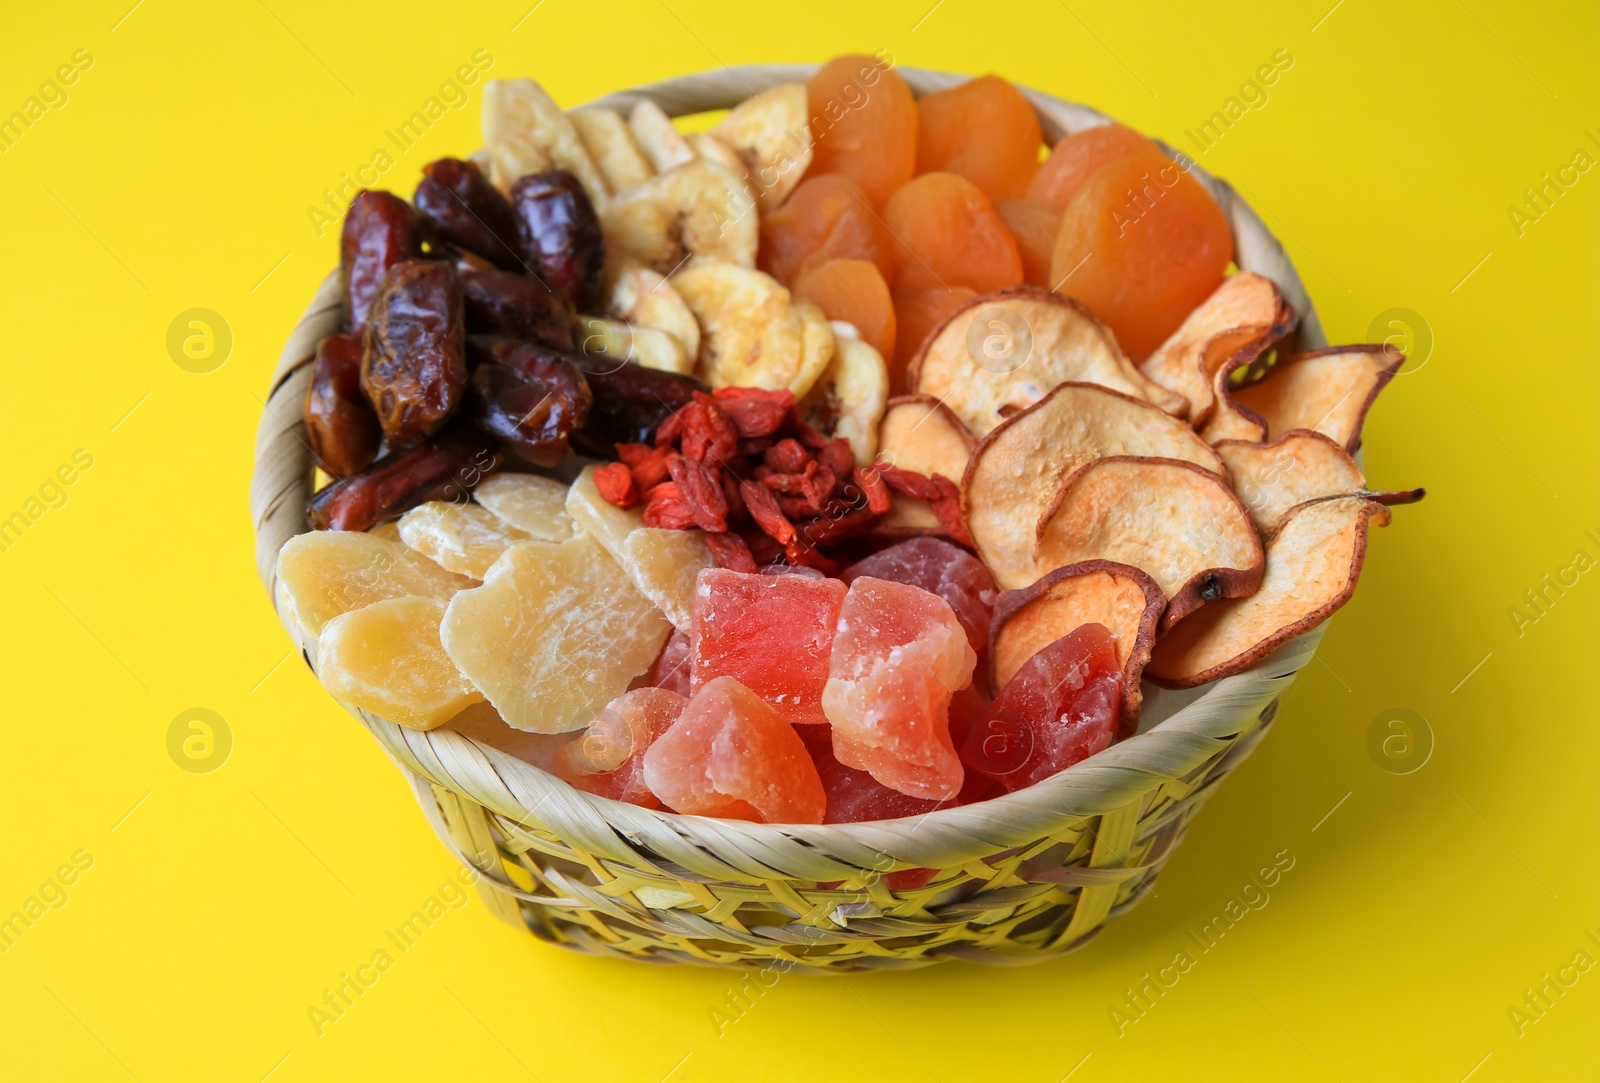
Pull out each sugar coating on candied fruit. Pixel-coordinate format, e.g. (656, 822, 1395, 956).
(822, 576, 976, 801)
(691, 568, 847, 727)
(621, 527, 714, 631)
(797, 727, 945, 824)
(277, 530, 475, 636)
(399, 500, 533, 578)
(553, 686, 687, 807)
(318, 595, 481, 729)
(472, 473, 576, 541)
(842, 537, 996, 659)
(440, 536, 669, 732)
(641, 676, 826, 823)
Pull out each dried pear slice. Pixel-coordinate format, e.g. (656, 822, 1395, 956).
(620, 527, 714, 630)
(471, 473, 575, 542)
(1146, 497, 1392, 687)
(1140, 271, 1293, 423)
(276, 531, 475, 636)
(579, 316, 693, 375)
(570, 107, 655, 197)
(907, 286, 1186, 436)
(711, 83, 812, 212)
(440, 537, 669, 732)
(602, 159, 759, 272)
(606, 257, 700, 358)
(399, 501, 533, 579)
(875, 393, 977, 534)
(628, 99, 696, 173)
(961, 382, 1225, 590)
(482, 78, 610, 208)
(988, 560, 1164, 729)
(1216, 429, 1425, 536)
(1035, 456, 1264, 628)
(799, 323, 889, 464)
(672, 260, 835, 397)
(319, 596, 481, 730)
(1204, 344, 1403, 451)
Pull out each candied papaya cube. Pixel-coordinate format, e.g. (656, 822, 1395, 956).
(821, 576, 976, 801)
(276, 530, 475, 636)
(842, 537, 996, 659)
(318, 595, 482, 729)
(641, 677, 826, 823)
(798, 726, 945, 823)
(690, 568, 847, 726)
(961, 622, 1122, 791)
(553, 687, 687, 807)
(645, 629, 694, 697)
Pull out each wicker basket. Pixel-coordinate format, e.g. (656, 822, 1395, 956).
(250, 65, 1330, 972)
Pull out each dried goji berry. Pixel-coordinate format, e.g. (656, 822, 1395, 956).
(721, 470, 747, 522)
(764, 438, 811, 474)
(627, 444, 674, 491)
(655, 410, 684, 448)
(740, 480, 797, 545)
(853, 464, 892, 514)
(704, 531, 758, 573)
(783, 536, 840, 574)
(816, 438, 856, 478)
(642, 481, 695, 530)
(593, 462, 640, 508)
(778, 494, 820, 519)
(712, 386, 794, 438)
(790, 419, 832, 450)
(794, 505, 878, 546)
(666, 453, 729, 532)
(878, 464, 943, 500)
(742, 529, 784, 566)
(678, 392, 739, 466)
(929, 473, 973, 546)
(737, 437, 775, 458)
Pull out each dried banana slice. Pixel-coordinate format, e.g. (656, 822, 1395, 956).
(579, 316, 694, 375)
(686, 130, 746, 174)
(606, 258, 699, 358)
(482, 78, 610, 208)
(628, 100, 695, 172)
(712, 83, 813, 212)
(570, 107, 655, 196)
(672, 259, 834, 398)
(602, 159, 759, 271)
(799, 322, 889, 463)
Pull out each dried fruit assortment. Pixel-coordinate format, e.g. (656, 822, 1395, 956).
(280, 58, 1424, 830)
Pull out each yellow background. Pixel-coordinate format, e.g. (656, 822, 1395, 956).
(2, 0, 1596, 1079)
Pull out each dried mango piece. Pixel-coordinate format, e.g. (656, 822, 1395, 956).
(1140, 272, 1294, 422)
(440, 537, 669, 732)
(712, 83, 813, 211)
(798, 324, 889, 465)
(398, 500, 533, 578)
(876, 394, 977, 535)
(1204, 344, 1404, 452)
(482, 79, 610, 208)
(569, 107, 655, 196)
(628, 99, 696, 172)
(318, 596, 482, 730)
(1216, 429, 1425, 536)
(606, 257, 700, 358)
(276, 531, 474, 636)
(471, 473, 575, 542)
(602, 159, 758, 271)
(672, 260, 835, 398)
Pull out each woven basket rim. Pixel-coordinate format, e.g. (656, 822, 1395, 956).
(250, 63, 1331, 876)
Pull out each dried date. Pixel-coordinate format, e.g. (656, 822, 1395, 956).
(341, 191, 421, 334)
(413, 158, 523, 271)
(509, 170, 604, 313)
(462, 269, 577, 351)
(307, 426, 500, 532)
(571, 356, 705, 450)
(463, 337, 592, 466)
(361, 259, 467, 448)
(305, 332, 381, 478)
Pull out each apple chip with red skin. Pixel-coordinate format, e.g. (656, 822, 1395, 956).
(1147, 496, 1392, 688)
(989, 560, 1163, 734)
(1204, 344, 1403, 451)
(1140, 271, 1295, 423)
(1217, 429, 1425, 536)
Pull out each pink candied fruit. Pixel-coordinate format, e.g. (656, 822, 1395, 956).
(691, 568, 847, 726)
(552, 687, 686, 807)
(641, 676, 826, 823)
(961, 622, 1122, 791)
(798, 726, 946, 823)
(645, 629, 693, 698)
(822, 576, 977, 801)
(842, 537, 996, 660)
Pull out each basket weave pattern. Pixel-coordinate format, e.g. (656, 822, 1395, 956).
(251, 65, 1328, 971)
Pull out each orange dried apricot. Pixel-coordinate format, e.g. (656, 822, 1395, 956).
(1026, 123, 1156, 208)
(996, 199, 1064, 288)
(805, 55, 917, 207)
(891, 285, 976, 393)
(1050, 147, 1233, 360)
(793, 258, 897, 362)
(883, 173, 1022, 294)
(759, 173, 894, 286)
(915, 74, 1042, 204)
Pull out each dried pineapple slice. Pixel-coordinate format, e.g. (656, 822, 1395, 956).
(711, 83, 812, 212)
(579, 316, 694, 375)
(570, 107, 655, 196)
(440, 537, 669, 732)
(800, 322, 889, 464)
(607, 258, 699, 358)
(620, 527, 714, 630)
(276, 531, 474, 636)
(472, 473, 574, 542)
(628, 99, 695, 172)
(602, 160, 759, 272)
(398, 501, 533, 579)
(672, 259, 835, 398)
(483, 78, 610, 208)
(319, 596, 481, 730)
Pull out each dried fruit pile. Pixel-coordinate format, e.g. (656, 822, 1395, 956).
(278, 57, 1424, 828)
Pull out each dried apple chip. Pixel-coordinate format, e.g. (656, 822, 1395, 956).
(603, 159, 759, 272)
(319, 596, 482, 730)
(1146, 497, 1392, 687)
(798, 324, 889, 464)
(398, 500, 533, 578)
(472, 473, 575, 542)
(876, 394, 978, 534)
(961, 382, 1226, 590)
(1204, 344, 1404, 452)
(712, 83, 812, 212)
(276, 530, 475, 636)
(672, 260, 835, 398)
(1217, 429, 1425, 536)
(1035, 457, 1264, 629)
(440, 537, 670, 732)
(569, 107, 655, 196)
(988, 560, 1163, 730)
(907, 286, 1186, 436)
(1140, 271, 1294, 423)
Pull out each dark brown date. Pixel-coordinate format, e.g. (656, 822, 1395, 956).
(464, 337, 592, 466)
(462, 269, 577, 351)
(572, 354, 706, 449)
(361, 259, 467, 448)
(308, 425, 500, 531)
(413, 158, 524, 271)
(305, 332, 381, 477)
(425, 239, 498, 275)
(509, 170, 604, 313)
(340, 191, 421, 334)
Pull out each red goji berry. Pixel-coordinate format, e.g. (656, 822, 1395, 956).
(623, 443, 674, 491)
(655, 409, 685, 448)
(741, 528, 784, 566)
(704, 531, 758, 573)
(816, 438, 856, 479)
(878, 464, 943, 501)
(739, 480, 796, 545)
(721, 470, 747, 522)
(666, 453, 728, 532)
(853, 464, 892, 514)
(794, 505, 878, 546)
(593, 462, 640, 508)
(642, 481, 695, 530)
(929, 473, 973, 546)
(764, 438, 810, 474)
(783, 536, 840, 574)
(713, 386, 794, 438)
(679, 392, 739, 466)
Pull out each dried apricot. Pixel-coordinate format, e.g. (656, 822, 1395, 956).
(759, 174, 894, 286)
(891, 285, 976, 391)
(805, 55, 916, 207)
(1051, 147, 1233, 359)
(1026, 123, 1155, 208)
(995, 199, 1064, 288)
(793, 259, 896, 362)
(882, 173, 1022, 294)
(915, 75, 1042, 204)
